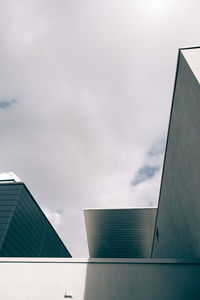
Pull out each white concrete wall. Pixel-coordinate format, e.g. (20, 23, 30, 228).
(0, 258, 200, 300)
(0, 258, 87, 300)
(152, 48, 200, 259)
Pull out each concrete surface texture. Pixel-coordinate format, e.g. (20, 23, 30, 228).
(0, 258, 200, 300)
(152, 47, 200, 258)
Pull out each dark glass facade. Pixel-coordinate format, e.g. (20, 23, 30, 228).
(0, 182, 71, 257)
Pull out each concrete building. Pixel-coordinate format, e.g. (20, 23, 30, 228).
(0, 47, 200, 299)
(152, 47, 200, 259)
(0, 257, 199, 299)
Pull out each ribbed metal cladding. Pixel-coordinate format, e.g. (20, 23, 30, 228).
(0, 182, 71, 257)
(84, 208, 157, 258)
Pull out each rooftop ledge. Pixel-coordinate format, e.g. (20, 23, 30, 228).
(0, 258, 200, 264)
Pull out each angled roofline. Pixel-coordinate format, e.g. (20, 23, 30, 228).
(0, 182, 71, 257)
(151, 46, 200, 257)
(179, 46, 200, 51)
(150, 48, 181, 257)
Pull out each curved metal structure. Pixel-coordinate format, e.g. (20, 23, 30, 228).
(84, 208, 157, 258)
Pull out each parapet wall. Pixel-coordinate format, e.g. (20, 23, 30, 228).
(0, 258, 199, 300)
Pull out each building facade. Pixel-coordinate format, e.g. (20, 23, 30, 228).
(0, 181, 71, 257)
(84, 208, 157, 258)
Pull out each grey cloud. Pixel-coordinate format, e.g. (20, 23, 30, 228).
(131, 165, 160, 186)
(0, 0, 199, 256)
(0, 98, 17, 109)
(131, 139, 165, 187)
(148, 138, 166, 157)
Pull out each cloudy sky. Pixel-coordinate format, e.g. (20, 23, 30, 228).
(0, 0, 199, 257)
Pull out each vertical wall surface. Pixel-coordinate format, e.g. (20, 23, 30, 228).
(0, 258, 200, 300)
(152, 47, 200, 258)
(0, 184, 21, 254)
(85, 208, 157, 258)
(0, 183, 71, 257)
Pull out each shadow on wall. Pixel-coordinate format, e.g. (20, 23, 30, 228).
(83, 260, 200, 300)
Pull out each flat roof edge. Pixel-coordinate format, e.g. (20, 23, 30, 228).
(84, 207, 157, 211)
(0, 258, 200, 264)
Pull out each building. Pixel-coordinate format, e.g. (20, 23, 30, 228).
(0, 47, 200, 299)
(152, 47, 200, 259)
(0, 177, 71, 257)
(84, 208, 157, 258)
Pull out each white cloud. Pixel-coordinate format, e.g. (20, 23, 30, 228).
(44, 209, 62, 227)
(0, 172, 21, 182)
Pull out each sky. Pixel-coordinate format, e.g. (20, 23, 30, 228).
(0, 0, 199, 257)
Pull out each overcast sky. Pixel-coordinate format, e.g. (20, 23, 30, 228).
(0, 0, 199, 257)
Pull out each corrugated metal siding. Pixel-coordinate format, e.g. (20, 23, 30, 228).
(84, 208, 157, 258)
(40, 223, 68, 257)
(0, 184, 22, 252)
(0, 183, 71, 257)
